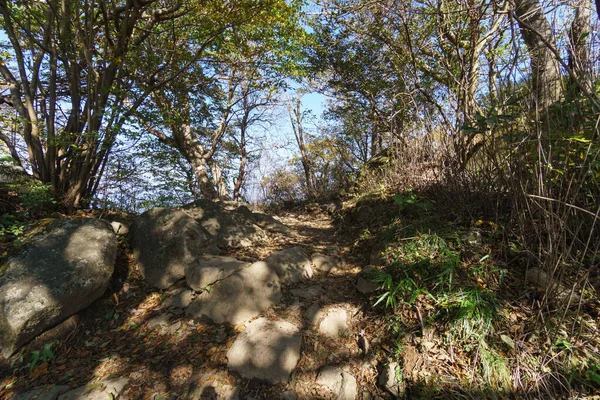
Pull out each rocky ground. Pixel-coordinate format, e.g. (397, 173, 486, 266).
(0, 208, 395, 400)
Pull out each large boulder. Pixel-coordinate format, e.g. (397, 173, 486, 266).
(186, 260, 282, 325)
(58, 377, 129, 400)
(185, 255, 249, 291)
(264, 247, 313, 285)
(0, 219, 117, 357)
(0, 164, 31, 184)
(227, 317, 302, 384)
(251, 212, 291, 234)
(312, 252, 342, 274)
(131, 208, 218, 289)
(183, 199, 267, 248)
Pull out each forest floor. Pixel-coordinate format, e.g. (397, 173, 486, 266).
(0, 207, 389, 399)
(1, 198, 600, 399)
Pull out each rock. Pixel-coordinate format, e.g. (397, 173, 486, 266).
(29, 315, 79, 350)
(358, 335, 370, 355)
(227, 317, 302, 384)
(525, 267, 581, 303)
(356, 278, 379, 294)
(289, 299, 304, 311)
(316, 366, 358, 400)
(186, 261, 281, 325)
(281, 390, 297, 400)
(312, 253, 341, 274)
(357, 267, 379, 294)
(163, 288, 194, 309)
(251, 212, 291, 234)
(13, 385, 71, 400)
(305, 303, 324, 326)
(319, 308, 350, 338)
(186, 255, 249, 291)
(526, 267, 550, 288)
(378, 362, 403, 397)
(460, 229, 482, 245)
(184, 370, 239, 399)
(419, 341, 435, 352)
(183, 199, 268, 248)
(147, 313, 171, 329)
(131, 208, 218, 289)
(110, 221, 129, 235)
(290, 285, 322, 300)
(233, 204, 254, 218)
(264, 247, 313, 285)
(166, 321, 182, 335)
(0, 164, 33, 186)
(0, 219, 117, 357)
(58, 377, 128, 400)
(500, 334, 515, 350)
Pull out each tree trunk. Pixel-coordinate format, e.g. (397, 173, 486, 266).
(287, 93, 315, 199)
(233, 125, 248, 201)
(210, 161, 230, 200)
(514, 0, 563, 109)
(191, 157, 218, 200)
(568, 0, 592, 96)
(177, 124, 219, 200)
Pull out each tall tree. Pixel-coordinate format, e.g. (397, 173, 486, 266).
(135, 0, 304, 200)
(0, 0, 233, 207)
(287, 92, 315, 198)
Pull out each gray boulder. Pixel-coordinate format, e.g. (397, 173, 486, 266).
(163, 288, 194, 309)
(186, 255, 249, 291)
(186, 261, 281, 325)
(357, 267, 379, 294)
(291, 285, 322, 300)
(312, 253, 342, 274)
(131, 208, 218, 289)
(13, 385, 71, 400)
(319, 308, 350, 338)
(316, 366, 358, 400)
(58, 377, 128, 400)
(227, 317, 302, 384)
(264, 247, 313, 285)
(378, 361, 403, 397)
(0, 219, 117, 358)
(110, 221, 129, 236)
(251, 212, 291, 234)
(184, 370, 240, 400)
(305, 303, 324, 326)
(183, 199, 267, 248)
(0, 164, 31, 184)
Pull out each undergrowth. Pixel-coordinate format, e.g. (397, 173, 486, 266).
(354, 190, 600, 398)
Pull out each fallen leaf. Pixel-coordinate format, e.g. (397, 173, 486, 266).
(30, 362, 48, 378)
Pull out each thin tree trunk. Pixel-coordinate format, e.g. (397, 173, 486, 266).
(210, 161, 230, 200)
(568, 0, 592, 96)
(287, 93, 314, 199)
(233, 127, 248, 201)
(514, 0, 563, 109)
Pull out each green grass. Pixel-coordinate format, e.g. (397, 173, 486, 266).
(365, 192, 512, 393)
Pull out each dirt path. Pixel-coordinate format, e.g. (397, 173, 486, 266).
(1, 209, 387, 400)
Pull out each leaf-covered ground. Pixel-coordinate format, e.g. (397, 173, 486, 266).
(1, 199, 600, 399)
